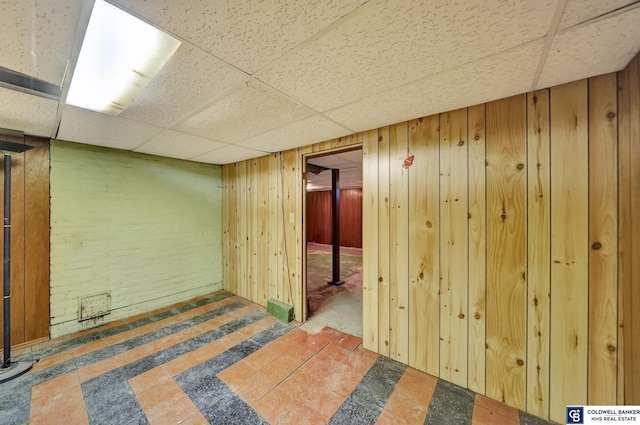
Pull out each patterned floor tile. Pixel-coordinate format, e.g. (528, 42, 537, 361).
(0, 291, 563, 425)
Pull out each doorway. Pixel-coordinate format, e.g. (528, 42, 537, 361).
(301, 148, 363, 337)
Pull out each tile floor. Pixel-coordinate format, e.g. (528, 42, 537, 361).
(0, 291, 557, 425)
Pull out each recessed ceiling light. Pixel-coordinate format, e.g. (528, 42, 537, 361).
(66, 0, 181, 115)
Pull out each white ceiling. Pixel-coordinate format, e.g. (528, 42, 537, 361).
(0, 0, 639, 165)
(307, 149, 363, 192)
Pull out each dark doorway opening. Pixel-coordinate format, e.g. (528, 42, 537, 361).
(302, 148, 363, 336)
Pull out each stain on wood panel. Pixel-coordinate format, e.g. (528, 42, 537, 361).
(486, 95, 527, 410)
(526, 90, 551, 418)
(549, 80, 589, 422)
(362, 129, 379, 352)
(588, 73, 618, 404)
(24, 139, 50, 341)
(257, 156, 270, 307)
(389, 122, 409, 364)
(408, 115, 440, 375)
(468, 104, 486, 394)
(378, 126, 391, 356)
(439, 108, 469, 387)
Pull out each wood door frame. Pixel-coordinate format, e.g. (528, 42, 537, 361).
(300, 145, 362, 322)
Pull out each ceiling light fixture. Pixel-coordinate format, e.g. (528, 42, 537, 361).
(66, 0, 181, 115)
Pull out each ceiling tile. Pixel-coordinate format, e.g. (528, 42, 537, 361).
(308, 155, 352, 168)
(174, 80, 314, 143)
(57, 106, 163, 151)
(189, 144, 269, 165)
(325, 40, 544, 132)
(235, 114, 352, 153)
(133, 130, 226, 160)
(113, 0, 367, 74)
(538, 8, 640, 89)
(559, 0, 635, 29)
(256, 0, 556, 112)
(120, 43, 250, 127)
(0, 88, 58, 137)
(336, 149, 362, 163)
(0, 0, 85, 85)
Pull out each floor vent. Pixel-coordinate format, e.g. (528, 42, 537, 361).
(78, 292, 111, 322)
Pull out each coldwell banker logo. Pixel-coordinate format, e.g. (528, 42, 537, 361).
(567, 406, 584, 424)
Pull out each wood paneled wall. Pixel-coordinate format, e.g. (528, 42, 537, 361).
(222, 137, 362, 320)
(619, 53, 640, 406)
(306, 189, 362, 248)
(0, 136, 50, 348)
(223, 65, 640, 421)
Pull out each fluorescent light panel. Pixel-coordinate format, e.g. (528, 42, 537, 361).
(67, 0, 181, 115)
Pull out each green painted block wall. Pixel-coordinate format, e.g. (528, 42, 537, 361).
(50, 140, 222, 338)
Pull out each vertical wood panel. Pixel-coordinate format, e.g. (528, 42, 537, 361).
(340, 189, 362, 248)
(362, 129, 379, 352)
(625, 52, 640, 405)
(237, 161, 248, 299)
(408, 115, 440, 375)
(282, 150, 297, 307)
(588, 73, 618, 404)
(257, 156, 270, 307)
(24, 138, 50, 341)
(248, 159, 258, 302)
(486, 95, 527, 409)
(526, 89, 551, 418)
(294, 150, 303, 322)
(378, 126, 390, 356)
(305, 191, 331, 244)
(389, 122, 409, 364)
(468, 104, 486, 394)
(268, 154, 280, 301)
(439, 108, 468, 386)
(549, 80, 589, 422)
(10, 152, 26, 343)
(617, 66, 630, 406)
(305, 190, 362, 248)
(0, 136, 50, 346)
(227, 163, 238, 293)
(222, 165, 230, 290)
(218, 72, 627, 421)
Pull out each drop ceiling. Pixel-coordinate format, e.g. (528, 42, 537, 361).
(0, 0, 639, 165)
(307, 149, 363, 192)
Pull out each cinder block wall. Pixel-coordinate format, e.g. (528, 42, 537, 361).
(50, 140, 222, 338)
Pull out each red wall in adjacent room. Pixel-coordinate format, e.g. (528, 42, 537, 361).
(306, 188, 362, 248)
